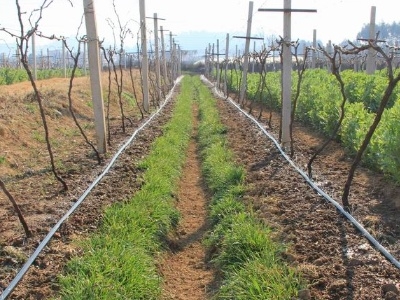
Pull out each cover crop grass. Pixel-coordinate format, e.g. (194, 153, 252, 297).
(196, 76, 305, 299)
(57, 75, 305, 299)
(57, 77, 193, 299)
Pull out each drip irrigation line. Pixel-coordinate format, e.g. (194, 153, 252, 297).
(0, 77, 183, 300)
(203, 76, 400, 270)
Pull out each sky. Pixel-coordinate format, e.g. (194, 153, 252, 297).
(0, 0, 399, 55)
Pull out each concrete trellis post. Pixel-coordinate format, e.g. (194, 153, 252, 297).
(139, 0, 150, 112)
(216, 39, 220, 88)
(326, 40, 332, 72)
(239, 1, 253, 106)
(32, 33, 37, 80)
(169, 32, 174, 82)
(83, 40, 87, 76)
(178, 45, 182, 77)
(281, 0, 292, 148)
(366, 6, 377, 74)
(312, 29, 316, 69)
(259, 1, 316, 148)
(211, 43, 215, 80)
(160, 26, 169, 86)
(153, 13, 162, 102)
(233, 2, 263, 106)
(204, 48, 208, 77)
(168, 33, 179, 83)
(272, 42, 276, 71)
(354, 56, 360, 72)
(174, 41, 178, 79)
(207, 43, 212, 78)
(83, 0, 107, 154)
(252, 40, 256, 73)
(47, 48, 51, 69)
(40, 49, 44, 69)
(15, 49, 21, 69)
(171, 42, 175, 79)
(211, 40, 227, 90)
(224, 33, 230, 96)
(62, 40, 66, 78)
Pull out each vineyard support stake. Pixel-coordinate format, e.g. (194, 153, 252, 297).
(258, 1, 316, 149)
(139, 0, 150, 112)
(83, 0, 107, 154)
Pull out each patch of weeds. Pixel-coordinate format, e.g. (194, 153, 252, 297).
(86, 101, 93, 108)
(83, 122, 95, 130)
(122, 92, 136, 108)
(32, 130, 46, 143)
(55, 159, 67, 172)
(58, 127, 80, 138)
(25, 103, 37, 114)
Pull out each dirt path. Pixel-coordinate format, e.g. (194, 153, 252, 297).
(159, 104, 216, 300)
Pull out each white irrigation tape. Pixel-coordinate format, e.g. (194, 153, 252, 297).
(0, 76, 183, 300)
(201, 75, 400, 270)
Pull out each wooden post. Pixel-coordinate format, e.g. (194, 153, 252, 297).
(366, 6, 376, 74)
(139, 0, 149, 112)
(83, 0, 107, 154)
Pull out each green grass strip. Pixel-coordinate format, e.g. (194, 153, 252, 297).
(195, 76, 306, 299)
(57, 76, 194, 300)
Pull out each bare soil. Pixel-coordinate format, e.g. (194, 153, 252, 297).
(0, 75, 400, 300)
(159, 104, 217, 300)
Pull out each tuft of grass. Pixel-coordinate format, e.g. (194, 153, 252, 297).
(32, 130, 46, 143)
(216, 258, 303, 299)
(122, 91, 137, 108)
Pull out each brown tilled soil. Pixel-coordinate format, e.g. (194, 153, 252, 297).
(0, 75, 400, 299)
